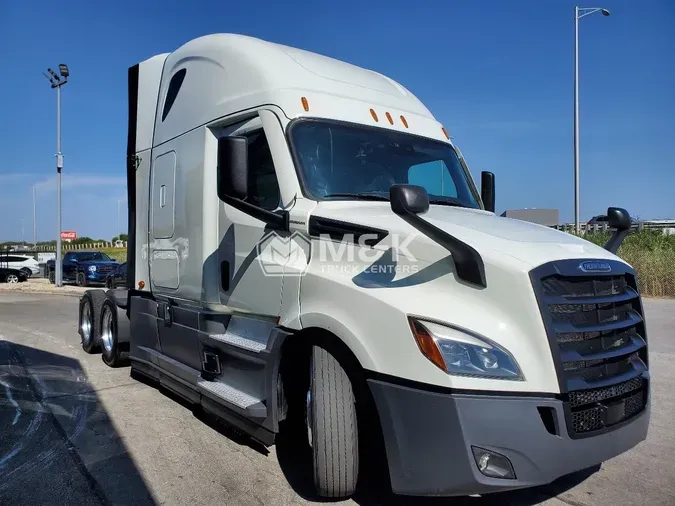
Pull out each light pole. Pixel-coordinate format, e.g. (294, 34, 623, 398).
(33, 184, 37, 247)
(43, 64, 69, 286)
(574, 6, 610, 234)
(117, 198, 125, 239)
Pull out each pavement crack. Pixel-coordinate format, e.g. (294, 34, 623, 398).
(41, 381, 140, 401)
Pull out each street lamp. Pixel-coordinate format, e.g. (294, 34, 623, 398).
(117, 198, 126, 239)
(33, 184, 37, 247)
(42, 63, 69, 286)
(574, 6, 610, 234)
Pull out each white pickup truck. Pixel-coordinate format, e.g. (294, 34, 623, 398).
(76, 33, 650, 499)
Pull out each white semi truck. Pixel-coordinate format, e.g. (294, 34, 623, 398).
(77, 33, 650, 499)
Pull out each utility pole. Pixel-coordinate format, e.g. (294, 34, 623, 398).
(33, 184, 37, 247)
(43, 64, 69, 286)
(574, 6, 611, 233)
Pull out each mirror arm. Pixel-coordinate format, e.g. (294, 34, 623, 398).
(222, 195, 289, 231)
(603, 206, 632, 254)
(604, 228, 630, 254)
(396, 209, 486, 288)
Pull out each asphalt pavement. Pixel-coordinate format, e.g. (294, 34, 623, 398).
(0, 292, 673, 505)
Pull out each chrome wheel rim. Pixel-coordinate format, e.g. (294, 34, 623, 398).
(7, 274, 19, 283)
(81, 303, 92, 344)
(101, 307, 114, 353)
(306, 389, 313, 447)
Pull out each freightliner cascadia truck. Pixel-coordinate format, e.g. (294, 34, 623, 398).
(77, 33, 650, 499)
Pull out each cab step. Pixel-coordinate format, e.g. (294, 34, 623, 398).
(197, 380, 267, 418)
(208, 331, 267, 352)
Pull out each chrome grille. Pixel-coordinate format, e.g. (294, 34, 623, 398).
(530, 260, 649, 437)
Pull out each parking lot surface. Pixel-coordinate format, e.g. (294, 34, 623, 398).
(0, 292, 673, 506)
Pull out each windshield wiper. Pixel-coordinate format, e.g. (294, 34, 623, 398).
(324, 193, 390, 201)
(428, 198, 466, 208)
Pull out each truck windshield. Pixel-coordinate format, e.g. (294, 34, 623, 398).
(290, 120, 480, 209)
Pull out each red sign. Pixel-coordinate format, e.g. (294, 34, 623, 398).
(61, 231, 77, 241)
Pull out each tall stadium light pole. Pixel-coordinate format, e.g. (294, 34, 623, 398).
(574, 6, 610, 234)
(117, 198, 124, 239)
(43, 64, 69, 286)
(33, 184, 37, 247)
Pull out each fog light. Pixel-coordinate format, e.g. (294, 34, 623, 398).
(471, 446, 516, 479)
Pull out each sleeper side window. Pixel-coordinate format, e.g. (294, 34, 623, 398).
(161, 69, 187, 122)
(244, 130, 281, 211)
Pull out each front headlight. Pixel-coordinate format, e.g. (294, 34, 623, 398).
(88, 265, 97, 272)
(408, 317, 523, 380)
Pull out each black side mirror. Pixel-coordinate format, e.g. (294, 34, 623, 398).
(481, 171, 495, 213)
(604, 206, 632, 254)
(217, 136, 248, 201)
(390, 184, 430, 215)
(607, 207, 631, 231)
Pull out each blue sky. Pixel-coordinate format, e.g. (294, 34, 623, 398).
(0, 0, 673, 242)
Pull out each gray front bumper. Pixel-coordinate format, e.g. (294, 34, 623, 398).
(368, 378, 650, 496)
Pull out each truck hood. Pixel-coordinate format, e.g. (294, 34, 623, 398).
(84, 261, 120, 267)
(311, 202, 621, 268)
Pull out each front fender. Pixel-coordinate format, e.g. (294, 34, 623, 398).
(298, 311, 377, 371)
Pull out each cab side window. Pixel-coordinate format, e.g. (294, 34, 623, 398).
(244, 130, 281, 211)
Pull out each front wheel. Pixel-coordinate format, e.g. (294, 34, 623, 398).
(48, 269, 55, 284)
(308, 346, 359, 498)
(76, 271, 88, 287)
(20, 267, 32, 279)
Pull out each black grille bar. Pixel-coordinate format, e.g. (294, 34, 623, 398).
(559, 334, 646, 363)
(529, 259, 649, 438)
(551, 310, 642, 334)
(544, 286, 639, 305)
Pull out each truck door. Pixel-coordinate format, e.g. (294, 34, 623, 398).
(62, 251, 78, 279)
(218, 116, 284, 318)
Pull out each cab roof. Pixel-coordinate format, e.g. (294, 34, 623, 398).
(138, 33, 445, 148)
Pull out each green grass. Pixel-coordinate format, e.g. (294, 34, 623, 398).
(100, 247, 127, 263)
(577, 230, 675, 298)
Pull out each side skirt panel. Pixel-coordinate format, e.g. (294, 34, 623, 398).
(128, 294, 291, 445)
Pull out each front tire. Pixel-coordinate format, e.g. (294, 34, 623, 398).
(76, 271, 88, 287)
(100, 298, 129, 367)
(48, 269, 55, 284)
(78, 290, 105, 353)
(308, 346, 359, 498)
(20, 267, 32, 279)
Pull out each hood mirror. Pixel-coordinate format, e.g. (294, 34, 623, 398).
(604, 206, 632, 254)
(390, 184, 430, 215)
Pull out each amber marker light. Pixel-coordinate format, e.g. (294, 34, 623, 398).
(408, 317, 447, 372)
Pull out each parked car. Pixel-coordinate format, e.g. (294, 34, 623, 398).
(0, 254, 40, 278)
(0, 267, 29, 283)
(46, 251, 121, 286)
(105, 262, 127, 289)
